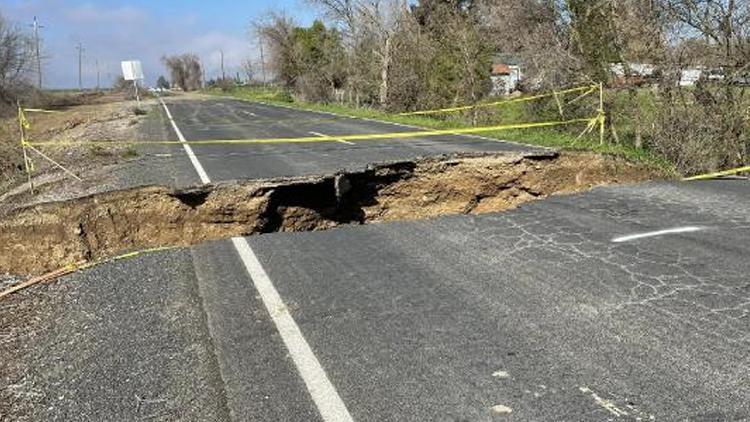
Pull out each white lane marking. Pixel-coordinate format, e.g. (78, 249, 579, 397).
(579, 387, 628, 417)
(159, 98, 211, 184)
(492, 370, 510, 379)
(309, 131, 356, 145)
(159, 98, 354, 422)
(611, 226, 705, 243)
(491, 404, 513, 415)
(232, 237, 354, 422)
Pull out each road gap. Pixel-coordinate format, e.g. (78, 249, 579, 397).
(0, 151, 657, 275)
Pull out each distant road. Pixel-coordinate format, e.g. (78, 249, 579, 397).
(159, 96, 539, 182)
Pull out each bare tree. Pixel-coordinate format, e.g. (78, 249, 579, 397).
(241, 58, 255, 82)
(662, 0, 750, 71)
(254, 12, 298, 88)
(162, 54, 203, 91)
(0, 14, 33, 105)
(480, 0, 582, 89)
(648, 0, 750, 172)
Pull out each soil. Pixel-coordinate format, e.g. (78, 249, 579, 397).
(0, 151, 660, 276)
(0, 92, 155, 205)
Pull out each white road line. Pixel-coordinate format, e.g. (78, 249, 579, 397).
(159, 98, 211, 184)
(579, 387, 628, 417)
(611, 226, 705, 243)
(309, 131, 356, 145)
(231, 237, 354, 422)
(158, 98, 354, 422)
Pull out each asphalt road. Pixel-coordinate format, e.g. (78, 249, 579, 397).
(157, 97, 539, 183)
(8, 96, 749, 421)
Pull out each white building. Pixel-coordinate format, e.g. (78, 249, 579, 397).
(490, 63, 522, 96)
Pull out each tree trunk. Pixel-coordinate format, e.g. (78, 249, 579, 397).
(379, 36, 391, 107)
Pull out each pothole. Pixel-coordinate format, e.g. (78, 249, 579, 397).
(0, 151, 659, 275)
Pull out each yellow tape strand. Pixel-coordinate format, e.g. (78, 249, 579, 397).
(77, 246, 179, 271)
(27, 117, 596, 147)
(0, 246, 179, 300)
(398, 85, 598, 116)
(683, 166, 750, 181)
(22, 108, 61, 113)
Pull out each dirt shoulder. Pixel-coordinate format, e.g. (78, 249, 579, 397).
(0, 92, 161, 210)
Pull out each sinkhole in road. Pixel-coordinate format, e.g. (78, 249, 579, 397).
(0, 151, 658, 275)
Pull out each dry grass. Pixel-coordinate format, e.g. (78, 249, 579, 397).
(0, 92, 152, 198)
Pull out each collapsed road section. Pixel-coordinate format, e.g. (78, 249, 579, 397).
(0, 151, 659, 275)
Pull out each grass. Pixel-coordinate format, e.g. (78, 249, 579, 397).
(205, 86, 676, 174)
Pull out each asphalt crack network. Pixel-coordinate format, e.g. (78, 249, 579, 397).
(474, 201, 750, 346)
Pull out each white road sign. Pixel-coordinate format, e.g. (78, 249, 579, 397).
(121, 60, 144, 81)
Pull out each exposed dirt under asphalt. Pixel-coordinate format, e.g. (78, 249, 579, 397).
(0, 151, 660, 276)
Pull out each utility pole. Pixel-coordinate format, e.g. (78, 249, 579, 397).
(30, 16, 44, 89)
(95, 60, 100, 90)
(75, 42, 84, 91)
(199, 57, 206, 88)
(258, 36, 267, 86)
(220, 49, 225, 80)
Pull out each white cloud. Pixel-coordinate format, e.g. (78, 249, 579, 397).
(63, 4, 149, 24)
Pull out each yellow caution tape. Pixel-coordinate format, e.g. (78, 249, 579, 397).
(76, 246, 179, 271)
(18, 108, 30, 130)
(398, 85, 598, 116)
(22, 108, 61, 113)
(683, 165, 750, 181)
(27, 116, 597, 147)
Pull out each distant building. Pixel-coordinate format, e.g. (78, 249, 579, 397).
(490, 54, 522, 96)
(610, 62, 724, 87)
(679, 68, 703, 86)
(610, 62, 657, 86)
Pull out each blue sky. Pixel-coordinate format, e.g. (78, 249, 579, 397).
(2, 0, 318, 88)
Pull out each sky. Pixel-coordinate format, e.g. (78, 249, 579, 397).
(2, 0, 318, 89)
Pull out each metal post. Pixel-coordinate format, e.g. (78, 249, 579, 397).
(599, 82, 607, 145)
(17, 102, 34, 194)
(134, 79, 141, 108)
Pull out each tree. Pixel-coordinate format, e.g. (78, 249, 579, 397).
(241, 58, 255, 82)
(0, 14, 33, 105)
(156, 75, 170, 89)
(413, 0, 491, 109)
(256, 17, 345, 101)
(565, 0, 622, 82)
(292, 20, 346, 100)
(255, 13, 298, 88)
(162, 54, 202, 91)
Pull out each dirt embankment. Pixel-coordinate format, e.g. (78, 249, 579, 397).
(0, 151, 659, 276)
(0, 92, 153, 200)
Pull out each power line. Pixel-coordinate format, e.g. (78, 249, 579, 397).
(220, 49, 225, 80)
(75, 42, 85, 91)
(29, 16, 44, 89)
